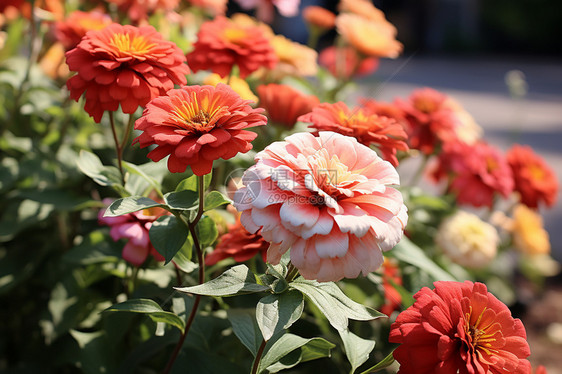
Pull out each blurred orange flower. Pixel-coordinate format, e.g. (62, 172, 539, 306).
(55, 10, 113, 50)
(319, 46, 379, 79)
(106, 0, 179, 22)
(510, 204, 550, 256)
(257, 83, 319, 128)
(303, 5, 336, 30)
(39, 42, 69, 79)
(338, 0, 386, 22)
(266, 35, 317, 78)
(203, 73, 258, 102)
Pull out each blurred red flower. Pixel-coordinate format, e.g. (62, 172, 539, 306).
(55, 10, 113, 50)
(395, 87, 458, 155)
(257, 84, 319, 129)
(185, 16, 277, 79)
(380, 259, 402, 316)
(303, 5, 336, 30)
(298, 101, 408, 166)
(506, 144, 558, 209)
(106, 0, 179, 22)
(433, 141, 514, 208)
(390, 281, 531, 374)
(205, 214, 269, 265)
(66, 24, 189, 123)
(318, 46, 379, 79)
(133, 84, 267, 175)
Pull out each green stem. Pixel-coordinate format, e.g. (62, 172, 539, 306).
(108, 111, 125, 185)
(162, 176, 206, 374)
(119, 113, 135, 151)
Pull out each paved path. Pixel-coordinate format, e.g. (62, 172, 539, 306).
(354, 55, 562, 261)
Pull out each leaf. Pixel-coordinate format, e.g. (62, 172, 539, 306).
(290, 279, 385, 331)
(76, 150, 121, 187)
(390, 237, 456, 281)
(339, 329, 376, 374)
(103, 196, 164, 217)
(164, 190, 198, 210)
(258, 334, 335, 373)
(196, 216, 218, 247)
(175, 265, 270, 297)
(149, 215, 190, 265)
(227, 309, 263, 356)
(204, 191, 231, 211)
(175, 172, 213, 192)
(122, 161, 163, 194)
(256, 290, 304, 341)
(103, 299, 185, 333)
(359, 350, 395, 374)
(171, 235, 195, 273)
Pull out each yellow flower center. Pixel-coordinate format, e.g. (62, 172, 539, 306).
(169, 92, 229, 133)
(528, 164, 545, 180)
(413, 97, 438, 114)
(485, 157, 498, 172)
(223, 27, 248, 44)
(110, 33, 156, 56)
(78, 18, 109, 31)
(338, 109, 376, 134)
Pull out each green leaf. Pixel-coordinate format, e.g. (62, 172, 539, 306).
(171, 235, 195, 273)
(103, 299, 185, 332)
(258, 334, 335, 373)
(196, 215, 218, 247)
(149, 215, 189, 264)
(164, 190, 198, 210)
(227, 309, 263, 356)
(76, 150, 121, 187)
(256, 290, 304, 341)
(339, 329, 376, 374)
(204, 191, 231, 211)
(359, 350, 395, 374)
(290, 279, 385, 331)
(175, 172, 213, 192)
(122, 161, 163, 194)
(175, 265, 270, 297)
(104, 196, 164, 217)
(391, 237, 456, 281)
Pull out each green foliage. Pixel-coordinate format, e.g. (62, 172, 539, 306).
(339, 329, 376, 374)
(256, 290, 304, 341)
(149, 215, 190, 265)
(103, 299, 186, 333)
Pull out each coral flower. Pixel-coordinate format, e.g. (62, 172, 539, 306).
(99, 199, 165, 266)
(506, 144, 558, 209)
(395, 87, 459, 155)
(233, 131, 408, 282)
(257, 83, 319, 128)
(133, 84, 267, 175)
(336, 13, 402, 58)
(533, 365, 548, 374)
(185, 16, 277, 79)
(433, 141, 514, 208)
(54, 10, 113, 51)
(436, 211, 498, 268)
(389, 281, 531, 374)
(298, 102, 409, 166)
(360, 98, 408, 127)
(303, 6, 337, 30)
(106, 0, 180, 22)
(206, 214, 269, 265)
(66, 24, 189, 123)
(510, 204, 551, 256)
(319, 46, 379, 79)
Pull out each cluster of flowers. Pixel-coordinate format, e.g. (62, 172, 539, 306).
(10, 0, 554, 371)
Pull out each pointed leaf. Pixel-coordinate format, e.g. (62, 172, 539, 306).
(175, 172, 213, 192)
(164, 190, 198, 210)
(359, 350, 395, 374)
(149, 215, 189, 264)
(196, 215, 218, 247)
(175, 265, 270, 297)
(204, 191, 232, 211)
(122, 161, 163, 195)
(104, 196, 164, 217)
(256, 290, 304, 341)
(103, 299, 185, 332)
(391, 237, 456, 281)
(227, 309, 262, 356)
(77, 150, 121, 187)
(339, 329, 376, 373)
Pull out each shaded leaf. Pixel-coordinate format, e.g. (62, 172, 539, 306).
(339, 329, 376, 373)
(103, 299, 185, 332)
(104, 196, 164, 217)
(149, 215, 189, 265)
(164, 190, 198, 210)
(359, 350, 395, 374)
(390, 237, 456, 281)
(204, 191, 231, 211)
(227, 309, 262, 356)
(256, 290, 304, 341)
(196, 215, 218, 247)
(76, 150, 121, 187)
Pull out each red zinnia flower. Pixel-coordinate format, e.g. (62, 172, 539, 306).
(257, 84, 319, 129)
(66, 24, 189, 123)
(55, 10, 113, 51)
(298, 102, 408, 166)
(318, 46, 379, 79)
(205, 213, 269, 265)
(506, 144, 558, 209)
(433, 141, 514, 208)
(395, 87, 458, 155)
(389, 281, 531, 374)
(133, 84, 267, 175)
(185, 16, 277, 79)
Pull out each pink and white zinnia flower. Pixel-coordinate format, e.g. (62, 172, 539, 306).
(233, 131, 408, 282)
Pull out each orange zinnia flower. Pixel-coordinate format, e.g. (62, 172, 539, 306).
(257, 84, 319, 128)
(185, 16, 277, 79)
(266, 35, 318, 78)
(510, 204, 551, 256)
(319, 46, 379, 79)
(298, 102, 408, 166)
(66, 24, 189, 123)
(55, 10, 113, 50)
(303, 6, 336, 30)
(133, 84, 267, 175)
(506, 144, 558, 209)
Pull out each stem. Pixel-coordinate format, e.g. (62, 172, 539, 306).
(251, 339, 268, 374)
(162, 176, 206, 374)
(108, 111, 125, 185)
(408, 154, 430, 187)
(119, 113, 135, 151)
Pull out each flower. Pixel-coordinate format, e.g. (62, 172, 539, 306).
(336, 13, 402, 58)
(389, 281, 531, 374)
(533, 365, 548, 374)
(106, 0, 179, 22)
(257, 83, 319, 128)
(66, 24, 189, 123)
(433, 141, 514, 208)
(234, 0, 300, 23)
(98, 199, 166, 266)
(203, 73, 258, 102)
(133, 84, 267, 175)
(380, 258, 402, 316)
(318, 46, 379, 79)
(303, 6, 336, 30)
(206, 213, 269, 265)
(506, 144, 558, 209)
(338, 0, 386, 22)
(54, 10, 113, 50)
(185, 16, 277, 79)
(39, 42, 69, 80)
(436, 211, 499, 268)
(360, 98, 408, 127)
(510, 204, 550, 256)
(444, 97, 483, 145)
(395, 87, 458, 155)
(233, 131, 408, 282)
(265, 34, 318, 79)
(186, 0, 227, 16)
(298, 102, 409, 166)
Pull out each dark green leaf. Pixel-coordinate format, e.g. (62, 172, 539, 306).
(359, 350, 395, 374)
(175, 265, 270, 297)
(164, 190, 198, 210)
(390, 237, 456, 281)
(196, 216, 218, 247)
(149, 215, 189, 265)
(204, 191, 231, 211)
(103, 299, 185, 332)
(256, 290, 304, 341)
(104, 196, 164, 217)
(339, 329, 376, 373)
(227, 309, 262, 356)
